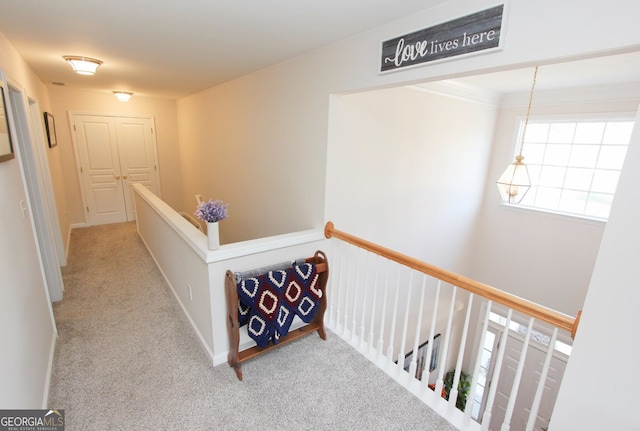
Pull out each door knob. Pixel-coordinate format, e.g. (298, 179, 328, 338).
(123, 175, 129, 179)
(114, 175, 121, 180)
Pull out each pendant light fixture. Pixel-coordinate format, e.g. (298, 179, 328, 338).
(496, 66, 538, 204)
(63, 56, 103, 75)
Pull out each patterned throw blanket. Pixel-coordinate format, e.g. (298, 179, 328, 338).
(236, 262, 321, 347)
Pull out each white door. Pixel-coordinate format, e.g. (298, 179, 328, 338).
(73, 114, 160, 225)
(490, 335, 567, 431)
(115, 117, 160, 220)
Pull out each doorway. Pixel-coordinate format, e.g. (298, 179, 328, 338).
(71, 114, 161, 225)
(473, 317, 569, 431)
(7, 81, 64, 302)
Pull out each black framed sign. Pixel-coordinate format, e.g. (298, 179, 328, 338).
(380, 5, 505, 73)
(44, 112, 57, 148)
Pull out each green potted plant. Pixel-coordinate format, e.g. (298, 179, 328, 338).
(443, 370, 471, 411)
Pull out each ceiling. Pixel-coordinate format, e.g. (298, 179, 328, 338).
(449, 50, 640, 94)
(1, 1, 639, 101)
(0, 0, 449, 99)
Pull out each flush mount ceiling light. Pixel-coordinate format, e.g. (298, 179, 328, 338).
(113, 91, 133, 102)
(496, 66, 539, 204)
(63, 56, 103, 75)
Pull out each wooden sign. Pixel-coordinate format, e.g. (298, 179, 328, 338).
(380, 5, 505, 73)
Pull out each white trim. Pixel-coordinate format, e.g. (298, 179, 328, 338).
(501, 82, 640, 108)
(498, 202, 606, 226)
(42, 332, 57, 409)
(409, 80, 502, 106)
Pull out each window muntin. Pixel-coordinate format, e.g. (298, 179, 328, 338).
(513, 117, 634, 220)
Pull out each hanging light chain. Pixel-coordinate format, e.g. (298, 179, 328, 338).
(518, 66, 539, 157)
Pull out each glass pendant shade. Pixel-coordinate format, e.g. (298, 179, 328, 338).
(496, 66, 539, 204)
(63, 56, 103, 75)
(496, 155, 531, 204)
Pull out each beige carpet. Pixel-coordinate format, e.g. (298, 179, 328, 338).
(49, 222, 456, 430)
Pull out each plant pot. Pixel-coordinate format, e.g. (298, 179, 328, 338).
(207, 221, 220, 250)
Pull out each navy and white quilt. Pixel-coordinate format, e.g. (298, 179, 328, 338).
(237, 262, 321, 348)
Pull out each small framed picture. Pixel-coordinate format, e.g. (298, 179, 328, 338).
(44, 112, 57, 148)
(0, 83, 15, 163)
(403, 333, 441, 381)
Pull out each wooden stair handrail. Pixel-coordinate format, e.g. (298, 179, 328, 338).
(324, 221, 580, 338)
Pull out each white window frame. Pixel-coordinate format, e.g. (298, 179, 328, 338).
(502, 112, 635, 222)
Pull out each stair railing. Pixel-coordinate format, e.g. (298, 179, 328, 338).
(324, 221, 581, 431)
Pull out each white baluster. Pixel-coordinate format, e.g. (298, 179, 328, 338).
(423, 280, 441, 390)
(368, 257, 380, 357)
(525, 327, 558, 431)
(481, 309, 513, 431)
(408, 274, 427, 383)
(464, 300, 493, 425)
(377, 259, 390, 364)
(398, 272, 414, 378)
(435, 285, 457, 397)
(351, 248, 361, 343)
(500, 317, 535, 431)
(359, 252, 370, 349)
(449, 294, 474, 414)
(386, 265, 401, 369)
(336, 241, 348, 335)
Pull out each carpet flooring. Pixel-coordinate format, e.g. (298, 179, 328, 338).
(49, 222, 456, 431)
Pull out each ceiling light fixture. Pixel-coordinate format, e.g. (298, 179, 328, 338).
(496, 66, 539, 204)
(113, 91, 133, 102)
(63, 56, 103, 75)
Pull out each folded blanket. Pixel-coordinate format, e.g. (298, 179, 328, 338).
(236, 261, 321, 347)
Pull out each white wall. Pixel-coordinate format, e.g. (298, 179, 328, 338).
(47, 87, 183, 232)
(176, 64, 331, 244)
(550, 104, 640, 430)
(469, 87, 640, 315)
(0, 33, 57, 408)
(326, 85, 497, 272)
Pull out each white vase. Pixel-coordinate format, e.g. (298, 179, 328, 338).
(207, 222, 220, 250)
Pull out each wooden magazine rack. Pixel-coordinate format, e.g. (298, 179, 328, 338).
(224, 250, 329, 380)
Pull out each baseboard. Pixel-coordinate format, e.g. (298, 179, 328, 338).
(65, 225, 73, 264)
(42, 331, 57, 409)
(213, 352, 228, 367)
(65, 223, 87, 266)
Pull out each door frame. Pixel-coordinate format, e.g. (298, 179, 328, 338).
(69, 111, 161, 226)
(5, 74, 64, 304)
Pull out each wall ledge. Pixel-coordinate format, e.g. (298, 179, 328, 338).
(132, 183, 325, 264)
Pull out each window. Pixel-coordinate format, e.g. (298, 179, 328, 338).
(512, 116, 635, 220)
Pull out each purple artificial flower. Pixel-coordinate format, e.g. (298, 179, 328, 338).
(195, 199, 229, 223)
